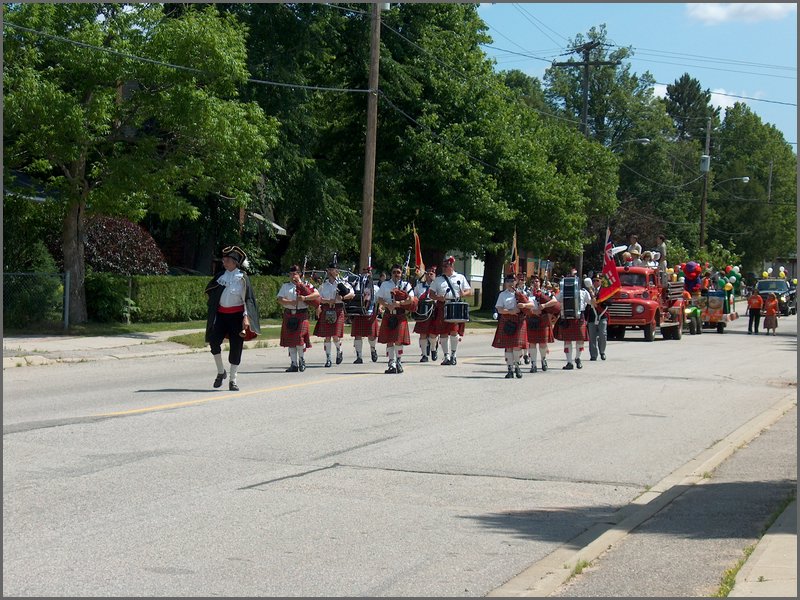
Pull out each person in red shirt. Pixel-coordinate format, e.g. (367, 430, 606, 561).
(763, 293, 779, 335)
(747, 290, 764, 334)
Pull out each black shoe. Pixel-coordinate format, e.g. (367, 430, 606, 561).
(325, 358, 332, 368)
(431, 349, 438, 361)
(336, 350, 343, 365)
(371, 348, 378, 362)
(450, 355, 457, 365)
(420, 355, 429, 363)
(530, 364, 537, 373)
(229, 381, 239, 391)
(396, 362, 404, 373)
(213, 370, 227, 388)
(441, 357, 452, 366)
(505, 369, 514, 379)
(385, 364, 397, 374)
(354, 357, 363, 364)
(515, 366, 522, 379)
(523, 354, 530, 364)
(541, 359, 548, 372)
(285, 365, 299, 373)
(299, 358, 306, 372)
(590, 357, 597, 361)
(575, 358, 582, 369)
(563, 363, 574, 370)
(600, 353, 606, 361)
(748, 331, 752, 334)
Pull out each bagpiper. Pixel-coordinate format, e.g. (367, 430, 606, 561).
(413, 265, 440, 362)
(276, 264, 319, 372)
(314, 255, 355, 367)
(377, 264, 416, 373)
(350, 266, 380, 364)
(523, 274, 559, 373)
(492, 273, 533, 379)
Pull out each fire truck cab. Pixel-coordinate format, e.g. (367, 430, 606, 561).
(606, 266, 686, 341)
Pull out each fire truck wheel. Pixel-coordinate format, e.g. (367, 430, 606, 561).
(673, 321, 682, 340)
(716, 322, 725, 334)
(643, 322, 656, 342)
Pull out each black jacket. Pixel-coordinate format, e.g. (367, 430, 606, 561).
(204, 270, 261, 343)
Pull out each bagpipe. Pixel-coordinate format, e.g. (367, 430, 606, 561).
(297, 256, 321, 307)
(390, 247, 416, 308)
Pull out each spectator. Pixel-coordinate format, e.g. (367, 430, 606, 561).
(630, 249, 643, 266)
(655, 235, 667, 271)
(763, 293, 779, 335)
(747, 289, 764, 334)
(627, 234, 642, 256)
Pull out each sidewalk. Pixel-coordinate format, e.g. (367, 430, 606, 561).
(3, 330, 796, 597)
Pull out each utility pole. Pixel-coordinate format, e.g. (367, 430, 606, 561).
(698, 117, 712, 249)
(767, 160, 773, 203)
(553, 41, 619, 275)
(359, 3, 383, 272)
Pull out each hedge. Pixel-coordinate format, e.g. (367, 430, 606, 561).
(85, 274, 287, 323)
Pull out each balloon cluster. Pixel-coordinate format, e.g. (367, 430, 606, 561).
(761, 266, 787, 279)
(724, 265, 742, 294)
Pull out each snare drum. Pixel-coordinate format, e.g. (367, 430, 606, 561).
(345, 290, 372, 316)
(412, 298, 435, 321)
(443, 301, 470, 323)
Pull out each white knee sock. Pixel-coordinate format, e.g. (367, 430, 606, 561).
(369, 337, 377, 349)
(512, 349, 521, 365)
(387, 346, 397, 364)
(564, 345, 572, 363)
(289, 346, 298, 365)
(334, 338, 341, 351)
(505, 350, 514, 366)
(419, 337, 427, 354)
(575, 346, 583, 360)
(450, 334, 459, 355)
(214, 353, 225, 373)
(440, 336, 450, 356)
(539, 343, 548, 358)
(324, 341, 332, 358)
(296, 346, 305, 362)
(355, 338, 363, 357)
(530, 346, 538, 362)
(230, 364, 239, 382)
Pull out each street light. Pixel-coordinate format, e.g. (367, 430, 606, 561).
(611, 137, 651, 149)
(713, 176, 750, 187)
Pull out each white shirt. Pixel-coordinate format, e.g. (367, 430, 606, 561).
(277, 281, 314, 309)
(217, 269, 248, 314)
(414, 280, 432, 299)
(377, 279, 414, 304)
(557, 288, 592, 313)
(495, 289, 519, 312)
(430, 271, 471, 300)
(319, 278, 353, 303)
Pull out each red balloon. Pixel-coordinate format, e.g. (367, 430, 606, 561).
(725, 265, 732, 273)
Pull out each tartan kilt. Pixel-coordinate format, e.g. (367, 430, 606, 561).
(350, 313, 379, 338)
(492, 314, 528, 349)
(413, 314, 435, 335)
(280, 310, 312, 348)
(430, 301, 465, 336)
(554, 316, 588, 342)
(378, 312, 411, 345)
(525, 313, 554, 344)
(313, 305, 345, 338)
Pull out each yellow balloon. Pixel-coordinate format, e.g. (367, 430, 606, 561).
(794, 279, 798, 285)
(666, 268, 674, 274)
(724, 283, 733, 291)
(670, 273, 677, 281)
(779, 271, 786, 278)
(762, 271, 769, 278)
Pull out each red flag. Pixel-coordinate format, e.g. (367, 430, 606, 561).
(413, 225, 425, 273)
(597, 228, 621, 303)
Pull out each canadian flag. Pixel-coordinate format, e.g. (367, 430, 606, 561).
(413, 224, 425, 273)
(597, 228, 622, 303)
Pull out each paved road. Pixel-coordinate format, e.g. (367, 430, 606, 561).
(3, 316, 796, 596)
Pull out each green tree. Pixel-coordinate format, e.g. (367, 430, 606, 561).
(664, 73, 720, 142)
(3, 4, 278, 323)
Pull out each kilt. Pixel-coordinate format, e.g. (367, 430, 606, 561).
(525, 313, 554, 344)
(430, 301, 466, 336)
(377, 311, 411, 345)
(350, 313, 379, 338)
(313, 305, 345, 338)
(280, 310, 312, 348)
(413, 315, 435, 335)
(554, 316, 588, 342)
(491, 314, 528, 349)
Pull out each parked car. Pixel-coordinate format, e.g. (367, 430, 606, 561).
(755, 278, 797, 316)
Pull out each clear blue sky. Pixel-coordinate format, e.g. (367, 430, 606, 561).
(476, 2, 797, 150)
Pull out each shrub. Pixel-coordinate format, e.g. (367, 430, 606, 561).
(3, 272, 63, 328)
(85, 272, 129, 322)
(85, 216, 169, 275)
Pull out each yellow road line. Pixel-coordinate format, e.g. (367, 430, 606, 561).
(94, 373, 370, 417)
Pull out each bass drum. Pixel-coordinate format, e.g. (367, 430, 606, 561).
(345, 290, 374, 316)
(444, 301, 470, 323)
(412, 298, 435, 321)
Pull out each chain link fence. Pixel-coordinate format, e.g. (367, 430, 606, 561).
(3, 272, 68, 330)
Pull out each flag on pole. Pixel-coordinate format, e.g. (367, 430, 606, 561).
(413, 224, 425, 273)
(510, 228, 519, 275)
(597, 228, 622, 303)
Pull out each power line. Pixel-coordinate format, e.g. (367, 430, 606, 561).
(627, 55, 796, 80)
(3, 22, 371, 94)
(627, 46, 795, 72)
(511, 3, 568, 48)
(652, 82, 797, 108)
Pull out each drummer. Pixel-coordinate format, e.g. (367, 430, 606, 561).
(350, 265, 380, 364)
(413, 265, 440, 362)
(428, 256, 472, 366)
